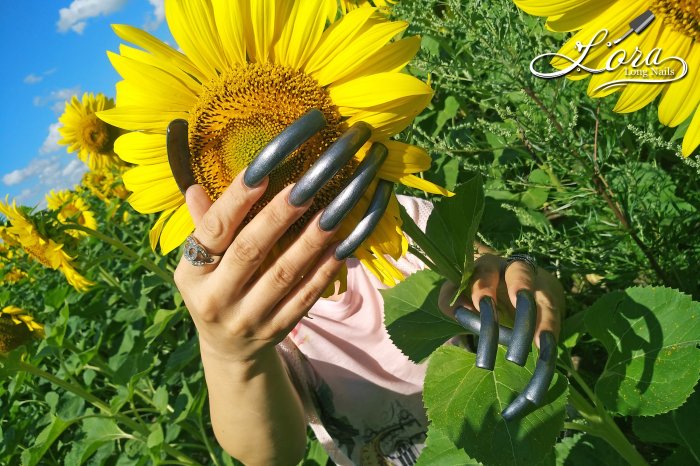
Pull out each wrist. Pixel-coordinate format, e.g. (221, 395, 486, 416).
(199, 341, 280, 381)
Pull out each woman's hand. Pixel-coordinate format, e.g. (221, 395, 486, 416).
(439, 253, 566, 420)
(174, 173, 343, 363)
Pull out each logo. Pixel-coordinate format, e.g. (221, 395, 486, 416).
(530, 10, 689, 92)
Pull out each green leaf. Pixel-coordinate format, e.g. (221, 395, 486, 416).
(20, 415, 76, 466)
(426, 175, 485, 293)
(147, 424, 164, 450)
(144, 308, 183, 344)
(152, 385, 169, 415)
(585, 286, 700, 416)
(632, 389, 700, 464)
(555, 434, 627, 466)
(423, 346, 568, 466)
(298, 438, 329, 466)
(434, 96, 461, 137)
(416, 424, 481, 466)
(382, 270, 465, 363)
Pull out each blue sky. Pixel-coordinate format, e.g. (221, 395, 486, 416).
(0, 0, 173, 208)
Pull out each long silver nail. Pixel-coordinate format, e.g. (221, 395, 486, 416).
(319, 142, 388, 231)
(288, 122, 372, 207)
(243, 109, 327, 188)
(334, 179, 393, 260)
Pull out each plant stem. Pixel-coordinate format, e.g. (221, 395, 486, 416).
(66, 223, 174, 285)
(562, 370, 648, 466)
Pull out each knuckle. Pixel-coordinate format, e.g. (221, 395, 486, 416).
(270, 261, 297, 290)
(202, 210, 225, 238)
(298, 285, 322, 310)
(231, 235, 263, 264)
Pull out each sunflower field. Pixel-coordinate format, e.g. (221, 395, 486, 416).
(1, 0, 699, 465)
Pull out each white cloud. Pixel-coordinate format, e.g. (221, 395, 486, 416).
(40, 123, 63, 155)
(144, 0, 165, 31)
(24, 74, 43, 84)
(33, 86, 82, 114)
(57, 0, 128, 34)
(23, 69, 58, 85)
(2, 155, 87, 208)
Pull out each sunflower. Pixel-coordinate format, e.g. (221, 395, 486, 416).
(515, 0, 700, 157)
(46, 189, 98, 237)
(0, 199, 93, 292)
(59, 92, 125, 170)
(0, 305, 44, 353)
(98, 0, 449, 286)
(80, 165, 129, 203)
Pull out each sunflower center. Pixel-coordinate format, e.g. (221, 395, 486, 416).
(651, 0, 700, 41)
(80, 114, 117, 154)
(0, 317, 32, 353)
(188, 62, 353, 232)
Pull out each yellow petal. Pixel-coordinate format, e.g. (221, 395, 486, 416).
(119, 44, 202, 95)
(114, 132, 167, 165)
(248, 0, 277, 63)
(128, 181, 182, 214)
(160, 204, 194, 253)
(111, 24, 206, 83)
(334, 36, 421, 86)
(211, 0, 247, 66)
(330, 72, 432, 108)
(613, 27, 691, 113)
(150, 208, 176, 251)
(659, 44, 700, 127)
(122, 162, 174, 191)
(274, 0, 327, 69)
(165, 0, 226, 77)
(97, 107, 188, 132)
(514, 0, 606, 16)
(304, 7, 376, 75)
(315, 19, 408, 86)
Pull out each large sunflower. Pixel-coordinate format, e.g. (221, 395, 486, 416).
(515, 0, 700, 157)
(59, 93, 124, 170)
(46, 189, 98, 237)
(98, 0, 448, 286)
(0, 199, 93, 292)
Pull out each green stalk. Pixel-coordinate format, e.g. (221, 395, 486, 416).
(0, 354, 201, 466)
(559, 363, 648, 466)
(66, 223, 174, 285)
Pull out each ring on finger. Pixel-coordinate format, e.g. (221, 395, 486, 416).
(183, 235, 225, 266)
(504, 253, 537, 275)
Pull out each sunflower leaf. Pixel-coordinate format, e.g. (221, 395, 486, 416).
(382, 269, 464, 363)
(423, 346, 568, 466)
(416, 424, 481, 466)
(584, 286, 700, 416)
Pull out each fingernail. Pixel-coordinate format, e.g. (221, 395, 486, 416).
(501, 394, 535, 422)
(244, 109, 327, 188)
(319, 142, 387, 232)
(521, 331, 557, 405)
(476, 296, 498, 370)
(506, 290, 536, 366)
(167, 119, 196, 195)
(334, 179, 392, 260)
(289, 122, 372, 207)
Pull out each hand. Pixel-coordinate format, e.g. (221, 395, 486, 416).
(167, 110, 394, 361)
(439, 253, 565, 421)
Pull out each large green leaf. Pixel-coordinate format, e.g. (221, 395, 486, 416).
(416, 424, 481, 466)
(424, 346, 568, 465)
(382, 270, 465, 363)
(20, 415, 77, 466)
(585, 287, 700, 416)
(633, 388, 700, 465)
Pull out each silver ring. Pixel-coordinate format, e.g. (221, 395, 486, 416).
(183, 235, 224, 266)
(505, 253, 537, 275)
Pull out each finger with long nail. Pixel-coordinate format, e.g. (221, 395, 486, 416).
(334, 179, 394, 260)
(475, 296, 498, 370)
(319, 142, 388, 232)
(506, 290, 537, 366)
(501, 331, 557, 421)
(289, 121, 372, 207)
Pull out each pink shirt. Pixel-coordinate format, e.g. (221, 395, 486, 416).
(278, 196, 434, 466)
